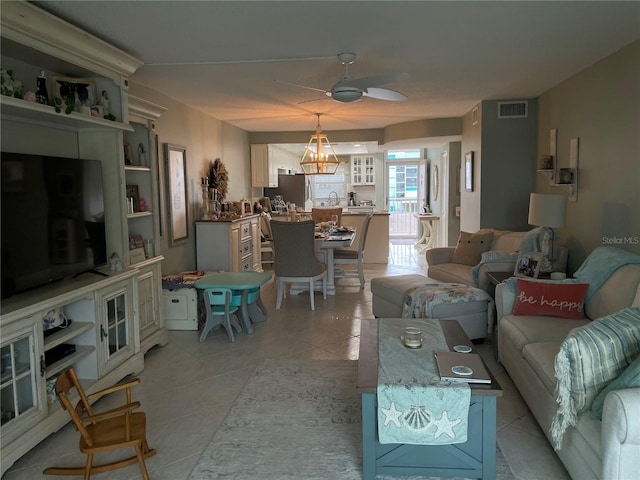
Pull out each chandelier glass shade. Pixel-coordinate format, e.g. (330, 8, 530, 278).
(300, 114, 340, 175)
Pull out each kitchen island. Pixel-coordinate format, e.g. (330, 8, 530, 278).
(271, 210, 389, 264)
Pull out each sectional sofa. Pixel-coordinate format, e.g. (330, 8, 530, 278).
(496, 249, 640, 480)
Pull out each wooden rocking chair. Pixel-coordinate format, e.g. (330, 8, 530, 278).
(43, 367, 155, 480)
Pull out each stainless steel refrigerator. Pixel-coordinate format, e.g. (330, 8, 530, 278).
(264, 174, 307, 209)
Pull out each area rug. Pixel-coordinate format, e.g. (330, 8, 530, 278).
(189, 358, 515, 480)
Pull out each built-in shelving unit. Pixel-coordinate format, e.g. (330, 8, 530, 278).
(0, 2, 160, 475)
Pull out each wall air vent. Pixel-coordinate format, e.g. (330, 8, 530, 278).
(498, 101, 528, 119)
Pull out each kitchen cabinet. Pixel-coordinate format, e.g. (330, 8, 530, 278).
(351, 155, 375, 185)
(195, 216, 262, 272)
(251, 143, 278, 187)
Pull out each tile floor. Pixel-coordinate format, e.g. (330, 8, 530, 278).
(4, 242, 570, 480)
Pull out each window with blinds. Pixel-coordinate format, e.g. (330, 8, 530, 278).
(313, 164, 347, 201)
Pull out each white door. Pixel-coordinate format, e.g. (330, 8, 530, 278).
(385, 161, 421, 238)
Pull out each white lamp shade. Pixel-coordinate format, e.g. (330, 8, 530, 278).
(528, 193, 566, 228)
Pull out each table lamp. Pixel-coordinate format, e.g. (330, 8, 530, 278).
(528, 193, 566, 273)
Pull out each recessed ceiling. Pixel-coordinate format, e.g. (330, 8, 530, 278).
(33, 1, 640, 134)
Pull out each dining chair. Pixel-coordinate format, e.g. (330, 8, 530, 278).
(271, 219, 327, 310)
(260, 212, 275, 266)
(43, 367, 155, 480)
(200, 287, 242, 342)
(333, 212, 374, 288)
(311, 207, 342, 226)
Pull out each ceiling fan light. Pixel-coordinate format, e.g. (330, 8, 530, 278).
(330, 88, 363, 103)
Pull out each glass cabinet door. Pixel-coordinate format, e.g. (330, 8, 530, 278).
(99, 284, 133, 374)
(0, 316, 46, 443)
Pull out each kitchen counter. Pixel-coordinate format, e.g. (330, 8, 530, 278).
(270, 210, 389, 263)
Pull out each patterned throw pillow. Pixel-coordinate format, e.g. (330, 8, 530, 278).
(513, 279, 589, 319)
(450, 231, 494, 266)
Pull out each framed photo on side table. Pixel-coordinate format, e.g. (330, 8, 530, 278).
(164, 144, 189, 246)
(514, 252, 542, 279)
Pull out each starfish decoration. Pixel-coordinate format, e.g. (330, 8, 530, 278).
(432, 410, 462, 439)
(380, 401, 403, 428)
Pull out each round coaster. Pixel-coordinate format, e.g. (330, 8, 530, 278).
(453, 345, 472, 353)
(452, 365, 473, 376)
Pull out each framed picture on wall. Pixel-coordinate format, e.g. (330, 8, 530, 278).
(164, 144, 189, 246)
(465, 151, 474, 192)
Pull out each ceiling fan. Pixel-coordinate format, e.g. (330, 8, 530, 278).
(282, 52, 409, 104)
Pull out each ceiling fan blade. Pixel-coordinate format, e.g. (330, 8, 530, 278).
(275, 79, 326, 94)
(365, 87, 407, 102)
(340, 72, 409, 89)
(298, 97, 330, 105)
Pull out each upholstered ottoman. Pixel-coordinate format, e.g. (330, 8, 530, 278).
(370, 275, 493, 340)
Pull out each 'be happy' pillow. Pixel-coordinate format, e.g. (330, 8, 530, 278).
(513, 278, 589, 319)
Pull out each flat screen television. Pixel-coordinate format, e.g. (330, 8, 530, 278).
(1, 152, 107, 298)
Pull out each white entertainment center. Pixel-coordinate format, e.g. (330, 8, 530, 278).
(0, 2, 168, 474)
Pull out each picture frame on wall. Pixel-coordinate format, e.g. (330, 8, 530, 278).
(164, 144, 189, 246)
(465, 151, 474, 192)
(514, 252, 542, 279)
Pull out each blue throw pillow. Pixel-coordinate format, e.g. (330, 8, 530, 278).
(590, 355, 640, 420)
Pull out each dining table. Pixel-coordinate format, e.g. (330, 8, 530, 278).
(194, 271, 272, 334)
(289, 228, 357, 296)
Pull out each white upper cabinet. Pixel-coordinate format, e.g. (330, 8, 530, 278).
(351, 155, 375, 185)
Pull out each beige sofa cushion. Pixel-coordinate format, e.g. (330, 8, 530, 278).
(451, 230, 494, 265)
(523, 342, 562, 395)
(499, 314, 590, 354)
(492, 231, 527, 252)
(426, 263, 474, 285)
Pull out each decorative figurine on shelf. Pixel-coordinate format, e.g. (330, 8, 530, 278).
(100, 90, 110, 116)
(109, 252, 122, 271)
(138, 143, 146, 166)
(101, 90, 116, 121)
(138, 198, 148, 212)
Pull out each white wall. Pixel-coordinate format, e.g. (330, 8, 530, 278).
(128, 84, 250, 275)
(536, 40, 640, 272)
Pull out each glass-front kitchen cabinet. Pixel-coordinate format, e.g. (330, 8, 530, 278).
(351, 155, 375, 185)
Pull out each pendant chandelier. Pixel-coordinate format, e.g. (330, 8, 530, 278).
(299, 114, 340, 175)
